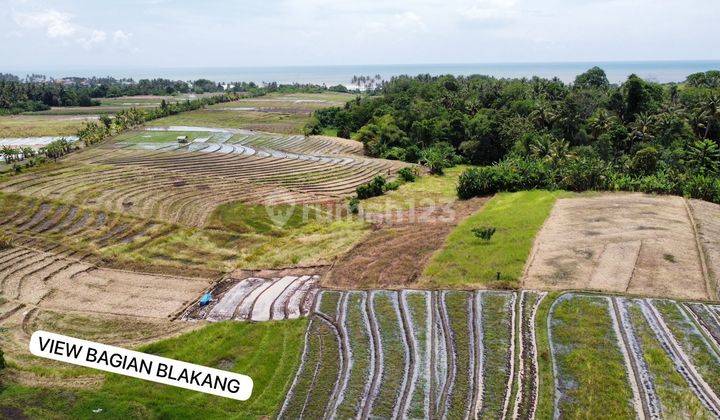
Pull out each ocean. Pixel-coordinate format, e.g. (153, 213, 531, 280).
(9, 60, 720, 86)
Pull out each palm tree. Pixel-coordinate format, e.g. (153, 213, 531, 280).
(628, 112, 656, 143)
(688, 108, 711, 139)
(700, 94, 720, 139)
(587, 109, 614, 140)
(685, 139, 720, 174)
(529, 103, 557, 129)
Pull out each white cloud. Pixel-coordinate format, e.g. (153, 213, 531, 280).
(112, 30, 132, 44)
(78, 29, 106, 49)
(11, 8, 133, 51)
(13, 9, 77, 38)
(460, 0, 518, 21)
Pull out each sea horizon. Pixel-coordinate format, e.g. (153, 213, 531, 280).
(5, 59, 720, 86)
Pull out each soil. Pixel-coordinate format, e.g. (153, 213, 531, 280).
(688, 199, 720, 299)
(523, 193, 710, 300)
(323, 198, 487, 289)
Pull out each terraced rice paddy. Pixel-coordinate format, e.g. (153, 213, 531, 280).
(278, 290, 720, 419)
(0, 127, 403, 227)
(0, 245, 208, 319)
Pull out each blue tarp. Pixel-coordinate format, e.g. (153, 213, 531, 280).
(199, 292, 212, 306)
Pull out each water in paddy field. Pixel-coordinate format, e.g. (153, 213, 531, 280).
(13, 60, 720, 85)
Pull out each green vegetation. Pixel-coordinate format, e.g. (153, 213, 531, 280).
(0, 114, 90, 138)
(422, 190, 569, 288)
(279, 318, 341, 418)
(627, 303, 711, 418)
(371, 292, 406, 417)
(444, 291, 473, 419)
(654, 300, 720, 395)
(0, 320, 307, 418)
(112, 130, 211, 144)
(405, 291, 429, 418)
(318, 291, 341, 318)
(534, 292, 559, 420)
(361, 165, 467, 213)
(311, 69, 720, 203)
(551, 295, 635, 419)
(208, 202, 322, 234)
(335, 293, 372, 418)
(236, 218, 369, 269)
(479, 292, 513, 419)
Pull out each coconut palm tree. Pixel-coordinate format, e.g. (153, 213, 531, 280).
(529, 103, 557, 129)
(700, 94, 720, 139)
(685, 139, 720, 174)
(587, 109, 614, 140)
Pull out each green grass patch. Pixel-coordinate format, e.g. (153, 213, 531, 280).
(317, 290, 341, 318)
(207, 202, 323, 234)
(405, 291, 429, 418)
(237, 218, 369, 269)
(0, 115, 90, 138)
(479, 292, 514, 419)
(371, 291, 406, 417)
(0, 320, 308, 418)
(335, 292, 372, 418)
(422, 190, 570, 288)
(361, 165, 469, 213)
(281, 317, 341, 418)
(534, 292, 559, 420)
(654, 300, 720, 395)
(112, 130, 211, 144)
(550, 295, 635, 419)
(444, 291, 473, 419)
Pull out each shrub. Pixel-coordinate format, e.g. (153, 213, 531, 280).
(683, 175, 720, 203)
(555, 156, 611, 191)
(356, 175, 386, 199)
(398, 167, 418, 182)
(420, 142, 457, 175)
(385, 180, 401, 191)
(0, 234, 12, 250)
(457, 157, 552, 199)
(348, 197, 360, 214)
(472, 226, 496, 241)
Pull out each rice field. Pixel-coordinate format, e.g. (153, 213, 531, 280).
(279, 290, 720, 419)
(0, 127, 403, 227)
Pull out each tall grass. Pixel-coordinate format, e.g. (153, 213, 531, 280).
(422, 190, 570, 288)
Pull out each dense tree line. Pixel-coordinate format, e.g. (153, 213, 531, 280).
(310, 68, 720, 202)
(0, 75, 228, 115)
(0, 73, 357, 115)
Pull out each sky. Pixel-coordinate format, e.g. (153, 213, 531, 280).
(1, 0, 719, 70)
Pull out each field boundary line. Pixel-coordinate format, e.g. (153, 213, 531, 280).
(683, 198, 715, 300)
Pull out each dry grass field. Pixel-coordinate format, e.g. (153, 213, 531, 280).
(523, 193, 717, 300)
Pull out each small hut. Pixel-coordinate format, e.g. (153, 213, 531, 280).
(177, 135, 188, 144)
